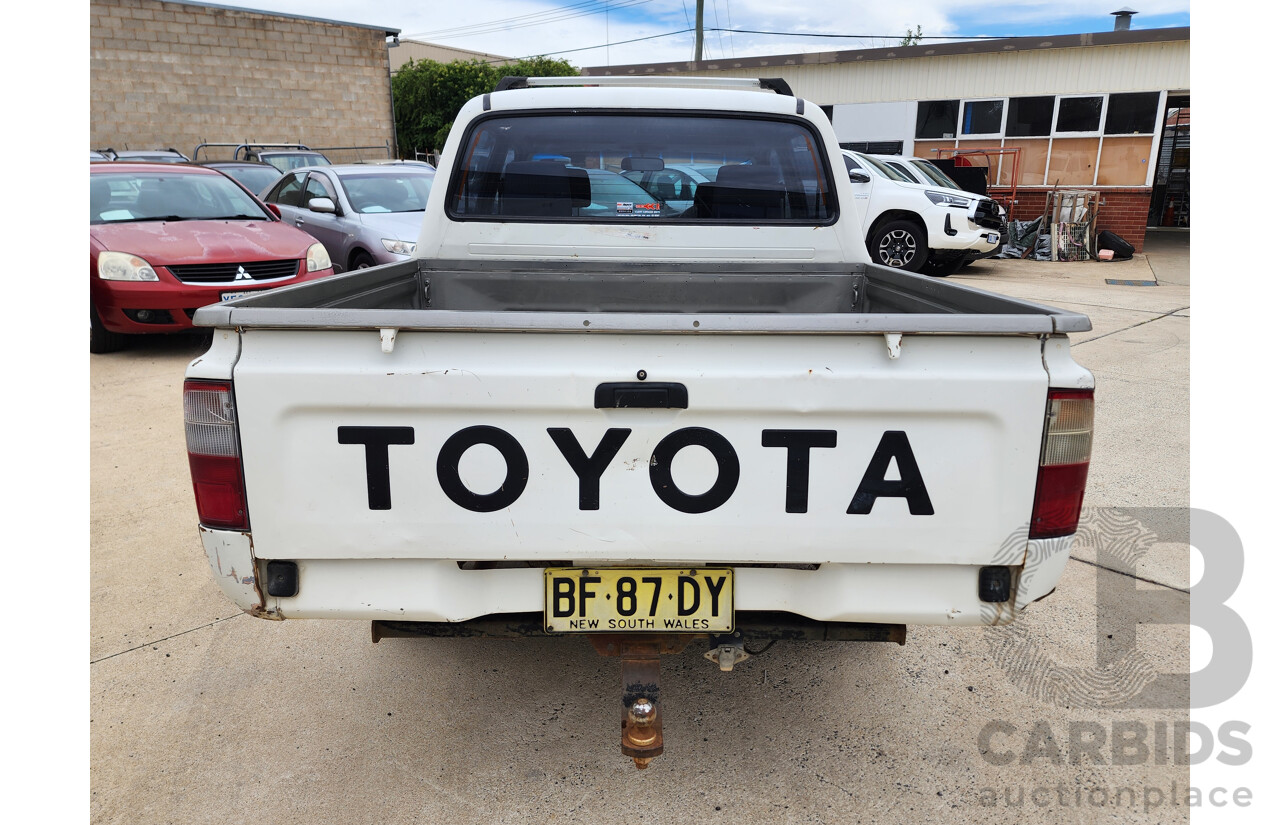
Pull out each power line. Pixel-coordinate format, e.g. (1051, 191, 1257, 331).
(406, 0, 653, 42)
(707, 28, 1013, 40)
(724, 0, 736, 58)
(515, 28, 697, 59)
(418, 26, 1024, 68)
(711, 0, 726, 60)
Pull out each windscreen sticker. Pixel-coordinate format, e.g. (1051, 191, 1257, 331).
(616, 202, 661, 216)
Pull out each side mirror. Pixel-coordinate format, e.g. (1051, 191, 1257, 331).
(264, 202, 282, 219)
(308, 197, 337, 214)
(849, 171, 871, 184)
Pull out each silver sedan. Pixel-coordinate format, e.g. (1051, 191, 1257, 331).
(261, 164, 435, 272)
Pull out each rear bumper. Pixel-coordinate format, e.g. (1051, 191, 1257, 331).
(200, 528, 1074, 627)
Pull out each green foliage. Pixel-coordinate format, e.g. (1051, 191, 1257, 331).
(392, 57, 579, 155)
(899, 25, 924, 47)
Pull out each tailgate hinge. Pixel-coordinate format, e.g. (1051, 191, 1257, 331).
(884, 332, 902, 360)
(380, 327, 398, 354)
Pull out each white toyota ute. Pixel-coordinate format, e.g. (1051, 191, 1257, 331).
(184, 76, 1093, 768)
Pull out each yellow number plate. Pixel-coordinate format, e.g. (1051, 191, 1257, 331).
(544, 568, 734, 633)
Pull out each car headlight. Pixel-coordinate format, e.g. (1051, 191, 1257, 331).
(925, 190, 974, 207)
(381, 238, 416, 256)
(306, 243, 332, 272)
(97, 251, 159, 281)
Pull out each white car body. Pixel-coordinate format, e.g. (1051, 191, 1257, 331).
(187, 79, 1092, 641)
(842, 150, 1002, 274)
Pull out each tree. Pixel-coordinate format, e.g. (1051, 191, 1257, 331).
(899, 25, 924, 47)
(392, 57, 579, 156)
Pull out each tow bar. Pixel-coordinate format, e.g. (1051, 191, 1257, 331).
(372, 613, 905, 769)
(589, 635, 694, 769)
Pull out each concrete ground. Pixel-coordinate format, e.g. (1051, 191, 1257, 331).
(91, 235, 1190, 824)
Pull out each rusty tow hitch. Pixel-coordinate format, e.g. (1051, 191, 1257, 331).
(590, 635, 694, 769)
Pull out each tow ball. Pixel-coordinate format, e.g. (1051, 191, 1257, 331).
(590, 635, 697, 769)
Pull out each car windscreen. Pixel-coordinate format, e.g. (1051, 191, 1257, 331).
(338, 172, 434, 213)
(90, 171, 271, 224)
(117, 154, 187, 163)
(857, 154, 913, 182)
(447, 113, 836, 223)
(910, 160, 964, 190)
(263, 154, 331, 172)
(221, 166, 282, 196)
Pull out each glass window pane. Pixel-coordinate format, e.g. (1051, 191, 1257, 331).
(447, 114, 835, 223)
(1056, 97, 1103, 133)
(1006, 96, 1054, 137)
(1105, 92, 1161, 134)
(962, 100, 1004, 134)
(916, 100, 959, 139)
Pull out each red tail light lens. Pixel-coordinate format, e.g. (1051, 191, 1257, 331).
(184, 380, 248, 529)
(1029, 389, 1094, 539)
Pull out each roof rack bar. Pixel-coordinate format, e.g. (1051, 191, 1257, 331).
(494, 76, 794, 95)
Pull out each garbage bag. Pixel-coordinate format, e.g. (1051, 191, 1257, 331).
(1097, 230, 1135, 260)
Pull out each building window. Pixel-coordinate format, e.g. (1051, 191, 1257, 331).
(910, 91, 1162, 188)
(916, 100, 959, 139)
(1104, 92, 1160, 134)
(1055, 96, 1104, 134)
(962, 100, 1004, 136)
(840, 141, 904, 155)
(1006, 96, 1054, 137)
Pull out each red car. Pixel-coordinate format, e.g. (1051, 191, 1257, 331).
(90, 162, 335, 352)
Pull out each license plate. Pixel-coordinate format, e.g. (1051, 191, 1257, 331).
(220, 290, 257, 302)
(544, 568, 733, 633)
(986, 233, 1000, 244)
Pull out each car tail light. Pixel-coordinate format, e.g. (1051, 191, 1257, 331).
(184, 380, 248, 529)
(1029, 389, 1093, 539)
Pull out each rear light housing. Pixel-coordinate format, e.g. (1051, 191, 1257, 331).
(1029, 389, 1093, 539)
(184, 380, 248, 529)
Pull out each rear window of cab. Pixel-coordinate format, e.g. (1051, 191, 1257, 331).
(446, 113, 837, 224)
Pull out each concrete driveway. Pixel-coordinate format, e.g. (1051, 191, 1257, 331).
(91, 234, 1190, 824)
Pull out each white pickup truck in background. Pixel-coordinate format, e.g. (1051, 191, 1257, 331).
(842, 149, 1004, 276)
(185, 76, 1094, 769)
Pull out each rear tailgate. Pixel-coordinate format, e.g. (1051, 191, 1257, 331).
(233, 327, 1047, 565)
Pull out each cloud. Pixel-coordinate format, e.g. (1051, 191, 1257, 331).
(223, 0, 1189, 67)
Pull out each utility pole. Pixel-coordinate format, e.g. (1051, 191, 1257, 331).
(695, 0, 704, 61)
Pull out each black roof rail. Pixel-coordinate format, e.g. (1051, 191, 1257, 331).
(492, 76, 795, 96)
(757, 78, 794, 97)
(494, 76, 528, 92)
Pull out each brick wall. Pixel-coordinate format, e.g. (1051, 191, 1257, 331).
(90, 0, 394, 160)
(1007, 187, 1152, 253)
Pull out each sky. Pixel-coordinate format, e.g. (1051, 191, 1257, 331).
(220, 0, 1191, 67)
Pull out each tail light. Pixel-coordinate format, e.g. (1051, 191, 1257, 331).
(1029, 389, 1093, 539)
(184, 380, 248, 529)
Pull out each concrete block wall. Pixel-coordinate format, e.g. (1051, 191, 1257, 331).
(90, 0, 394, 160)
(1008, 188, 1152, 253)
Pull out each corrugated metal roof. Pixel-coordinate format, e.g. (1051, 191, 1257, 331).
(581, 29, 1189, 104)
(582, 27, 1188, 77)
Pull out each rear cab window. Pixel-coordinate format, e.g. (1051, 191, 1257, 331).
(446, 112, 837, 224)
